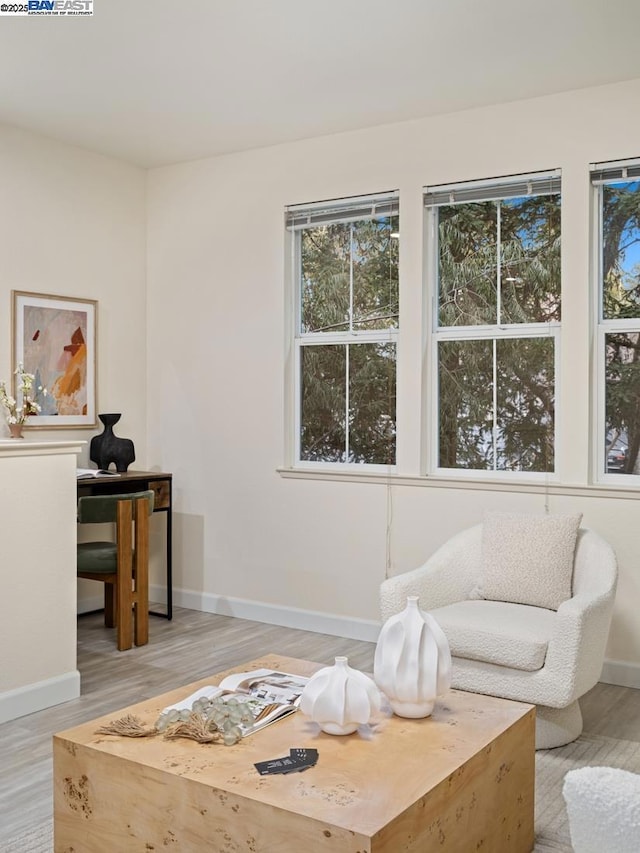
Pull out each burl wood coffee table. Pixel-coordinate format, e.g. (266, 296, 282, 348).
(53, 654, 535, 852)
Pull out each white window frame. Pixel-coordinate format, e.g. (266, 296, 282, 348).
(424, 171, 562, 480)
(592, 158, 640, 484)
(286, 191, 399, 471)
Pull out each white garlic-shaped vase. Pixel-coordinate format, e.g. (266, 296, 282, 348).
(374, 595, 452, 718)
(299, 656, 381, 735)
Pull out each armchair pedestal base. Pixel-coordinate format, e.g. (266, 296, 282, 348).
(536, 700, 583, 749)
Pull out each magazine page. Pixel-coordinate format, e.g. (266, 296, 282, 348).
(218, 668, 308, 705)
(217, 669, 309, 736)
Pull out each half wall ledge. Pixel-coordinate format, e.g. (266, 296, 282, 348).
(0, 438, 84, 722)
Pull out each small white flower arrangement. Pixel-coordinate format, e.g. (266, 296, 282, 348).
(0, 364, 44, 425)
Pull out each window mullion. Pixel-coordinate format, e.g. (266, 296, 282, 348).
(434, 323, 559, 341)
(349, 222, 354, 334)
(300, 329, 397, 345)
(345, 344, 350, 463)
(347, 222, 353, 463)
(293, 338, 302, 464)
(496, 202, 502, 325)
(492, 338, 498, 472)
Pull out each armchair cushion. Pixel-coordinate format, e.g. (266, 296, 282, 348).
(431, 600, 555, 671)
(472, 510, 582, 610)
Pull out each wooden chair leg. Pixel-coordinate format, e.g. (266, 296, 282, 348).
(116, 500, 134, 651)
(104, 585, 115, 628)
(133, 497, 149, 647)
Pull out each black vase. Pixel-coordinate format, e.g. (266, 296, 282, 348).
(90, 413, 136, 473)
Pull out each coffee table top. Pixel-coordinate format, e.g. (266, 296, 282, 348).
(54, 654, 534, 838)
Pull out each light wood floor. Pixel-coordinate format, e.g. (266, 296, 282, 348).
(0, 606, 378, 843)
(1, 607, 640, 844)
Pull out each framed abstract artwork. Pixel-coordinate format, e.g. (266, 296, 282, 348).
(12, 290, 97, 428)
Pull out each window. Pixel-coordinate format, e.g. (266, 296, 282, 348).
(424, 171, 561, 474)
(286, 192, 399, 466)
(592, 159, 640, 478)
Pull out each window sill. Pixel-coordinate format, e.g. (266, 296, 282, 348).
(277, 467, 640, 500)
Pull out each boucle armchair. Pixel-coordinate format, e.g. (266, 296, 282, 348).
(379, 518, 617, 749)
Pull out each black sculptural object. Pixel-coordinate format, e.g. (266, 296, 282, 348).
(90, 413, 136, 473)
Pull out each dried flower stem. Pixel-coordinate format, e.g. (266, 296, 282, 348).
(95, 714, 156, 738)
(163, 713, 221, 744)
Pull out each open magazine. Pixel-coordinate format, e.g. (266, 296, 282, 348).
(76, 468, 121, 479)
(160, 668, 309, 737)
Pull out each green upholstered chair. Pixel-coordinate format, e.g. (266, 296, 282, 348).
(77, 490, 154, 651)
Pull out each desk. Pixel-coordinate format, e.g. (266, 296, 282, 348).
(77, 470, 173, 620)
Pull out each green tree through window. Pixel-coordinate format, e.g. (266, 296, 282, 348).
(426, 174, 561, 473)
(596, 173, 640, 474)
(288, 195, 399, 465)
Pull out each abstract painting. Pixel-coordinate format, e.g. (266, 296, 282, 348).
(12, 291, 97, 428)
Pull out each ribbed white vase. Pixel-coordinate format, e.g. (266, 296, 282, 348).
(299, 656, 381, 735)
(374, 595, 452, 718)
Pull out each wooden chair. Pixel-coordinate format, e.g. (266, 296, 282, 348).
(77, 490, 154, 651)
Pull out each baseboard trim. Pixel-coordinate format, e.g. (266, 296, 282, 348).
(90, 585, 639, 690)
(77, 595, 104, 615)
(167, 586, 381, 643)
(600, 659, 640, 689)
(0, 670, 81, 724)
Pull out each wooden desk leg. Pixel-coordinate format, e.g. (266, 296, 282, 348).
(149, 481, 172, 621)
(134, 498, 149, 646)
(166, 481, 172, 620)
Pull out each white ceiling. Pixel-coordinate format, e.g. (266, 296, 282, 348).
(0, 0, 639, 168)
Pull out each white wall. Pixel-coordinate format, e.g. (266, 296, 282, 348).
(147, 78, 640, 682)
(0, 123, 147, 452)
(0, 123, 147, 610)
(0, 440, 83, 723)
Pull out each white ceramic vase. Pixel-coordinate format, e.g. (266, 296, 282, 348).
(299, 656, 381, 735)
(374, 595, 452, 718)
